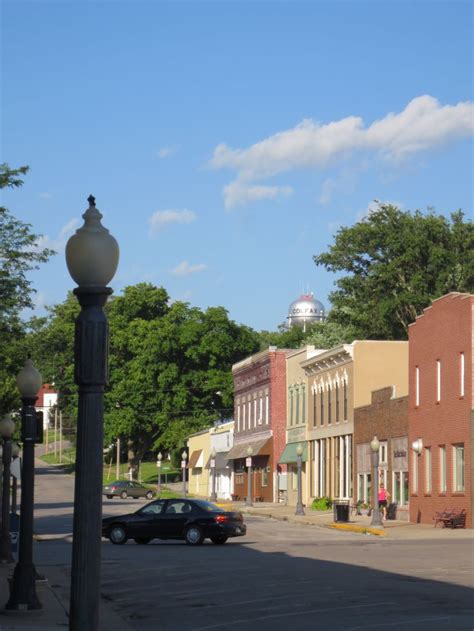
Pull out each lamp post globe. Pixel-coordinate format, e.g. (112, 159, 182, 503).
(66, 196, 119, 631)
(246, 446, 254, 507)
(7, 358, 42, 610)
(370, 435, 383, 528)
(210, 448, 217, 502)
(295, 444, 305, 516)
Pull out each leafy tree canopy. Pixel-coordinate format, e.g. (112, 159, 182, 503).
(0, 163, 55, 415)
(314, 203, 473, 339)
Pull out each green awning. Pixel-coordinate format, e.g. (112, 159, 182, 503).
(279, 442, 308, 464)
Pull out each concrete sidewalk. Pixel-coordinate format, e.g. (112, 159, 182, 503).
(222, 500, 474, 539)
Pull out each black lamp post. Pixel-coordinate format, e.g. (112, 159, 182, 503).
(0, 416, 15, 564)
(210, 448, 217, 502)
(10, 444, 20, 515)
(246, 446, 253, 507)
(6, 358, 42, 610)
(65, 195, 119, 631)
(295, 444, 305, 516)
(370, 436, 383, 528)
(182, 451, 187, 497)
(156, 452, 162, 496)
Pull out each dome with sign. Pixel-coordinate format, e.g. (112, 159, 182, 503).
(287, 293, 325, 330)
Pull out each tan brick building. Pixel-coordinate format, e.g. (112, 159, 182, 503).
(408, 293, 473, 527)
(302, 341, 408, 502)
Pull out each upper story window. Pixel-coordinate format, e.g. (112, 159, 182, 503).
(288, 388, 294, 426)
(312, 388, 317, 427)
(320, 387, 324, 425)
(295, 386, 300, 425)
(425, 447, 432, 493)
(301, 385, 306, 424)
(248, 399, 252, 427)
(242, 400, 246, 431)
(436, 360, 441, 403)
(258, 396, 263, 425)
(253, 398, 257, 428)
(460, 352, 465, 397)
(415, 366, 420, 407)
(335, 382, 340, 423)
(237, 402, 241, 433)
(343, 381, 348, 420)
(327, 385, 332, 424)
(265, 393, 269, 424)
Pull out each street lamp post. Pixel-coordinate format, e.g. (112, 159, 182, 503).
(210, 448, 217, 502)
(246, 446, 253, 507)
(295, 444, 305, 516)
(6, 358, 42, 610)
(181, 451, 188, 497)
(0, 416, 16, 563)
(156, 452, 162, 496)
(11, 444, 20, 515)
(65, 195, 119, 631)
(370, 436, 383, 528)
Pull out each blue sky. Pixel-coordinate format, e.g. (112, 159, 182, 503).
(2, 1, 473, 331)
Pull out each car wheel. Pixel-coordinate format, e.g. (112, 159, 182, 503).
(106, 495, 113, 499)
(120, 491, 128, 499)
(145, 491, 153, 500)
(109, 525, 128, 545)
(185, 526, 204, 546)
(210, 536, 228, 545)
(134, 538, 151, 545)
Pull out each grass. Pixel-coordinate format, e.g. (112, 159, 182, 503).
(40, 451, 181, 488)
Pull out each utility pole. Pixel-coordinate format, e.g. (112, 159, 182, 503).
(116, 438, 120, 480)
(54, 408, 58, 460)
(59, 410, 63, 464)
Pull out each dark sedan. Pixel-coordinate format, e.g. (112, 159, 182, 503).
(103, 480, 154, 500)
(102, 498, 247, 546)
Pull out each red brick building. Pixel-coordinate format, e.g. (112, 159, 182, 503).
(408, 293, 473, 527)
(354, 387, 409, 520)
(229, 347, 289, 502)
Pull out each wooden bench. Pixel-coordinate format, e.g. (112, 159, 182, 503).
(434, 508, 467, 529)
(231, 494, 240, 502)
(254, 495, 264, 503)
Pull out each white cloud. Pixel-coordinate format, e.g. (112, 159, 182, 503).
(34, 218, 80, 252)
(156, 146, 178, 159)
(356, 199, 405, 222)
(170, 261, 208, 276)
(210, 95, 474, 207)
(148, 209, 196, 235)
(223, 180, 293, 209)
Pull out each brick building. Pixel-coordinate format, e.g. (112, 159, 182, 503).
(408, 293, 473, 527)
(229, 347, 290, 502)
(354, 386, 409, 520)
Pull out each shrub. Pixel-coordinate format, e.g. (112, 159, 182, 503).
(311, 496, 333, 511)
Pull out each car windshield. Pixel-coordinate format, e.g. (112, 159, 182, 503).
(193, 500, 224, 513)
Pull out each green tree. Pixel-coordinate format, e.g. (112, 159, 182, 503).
(0, 163, 55, 415)
(314, 204, 473, 339)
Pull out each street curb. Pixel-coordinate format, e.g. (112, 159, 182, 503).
(326, 523, 386, 536)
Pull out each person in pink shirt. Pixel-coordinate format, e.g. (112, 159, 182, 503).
(378, 483, 390, 520)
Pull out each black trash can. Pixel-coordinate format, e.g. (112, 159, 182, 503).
(333, 499, 350, 523)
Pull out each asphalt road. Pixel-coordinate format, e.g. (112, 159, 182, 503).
(33, 463, 474, 631)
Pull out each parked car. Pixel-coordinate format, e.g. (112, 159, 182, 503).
(103, 480, 154, 500)
(102, 498, 247, 546)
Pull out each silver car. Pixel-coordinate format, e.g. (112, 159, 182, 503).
(103, 480, 154, 500)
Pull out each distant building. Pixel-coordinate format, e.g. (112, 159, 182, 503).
(36, 384, 58, 429)
(408, 293, 473, 528)
(287, 293, 325, 331)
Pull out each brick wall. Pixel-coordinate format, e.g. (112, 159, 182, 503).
(408, 293, 473, 527)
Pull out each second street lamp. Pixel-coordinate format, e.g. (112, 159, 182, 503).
(65, 195, 119, 631)
(182, 451, 188, 497)
(0, 415, 16, 564)
(246, 446, 253, 507)
(370, 436, 384, 528)
(210, 448, 217, 502)
(295, 444, 305, 516)
(7, 358, 42, 610)
(157, 452, 162, 496)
